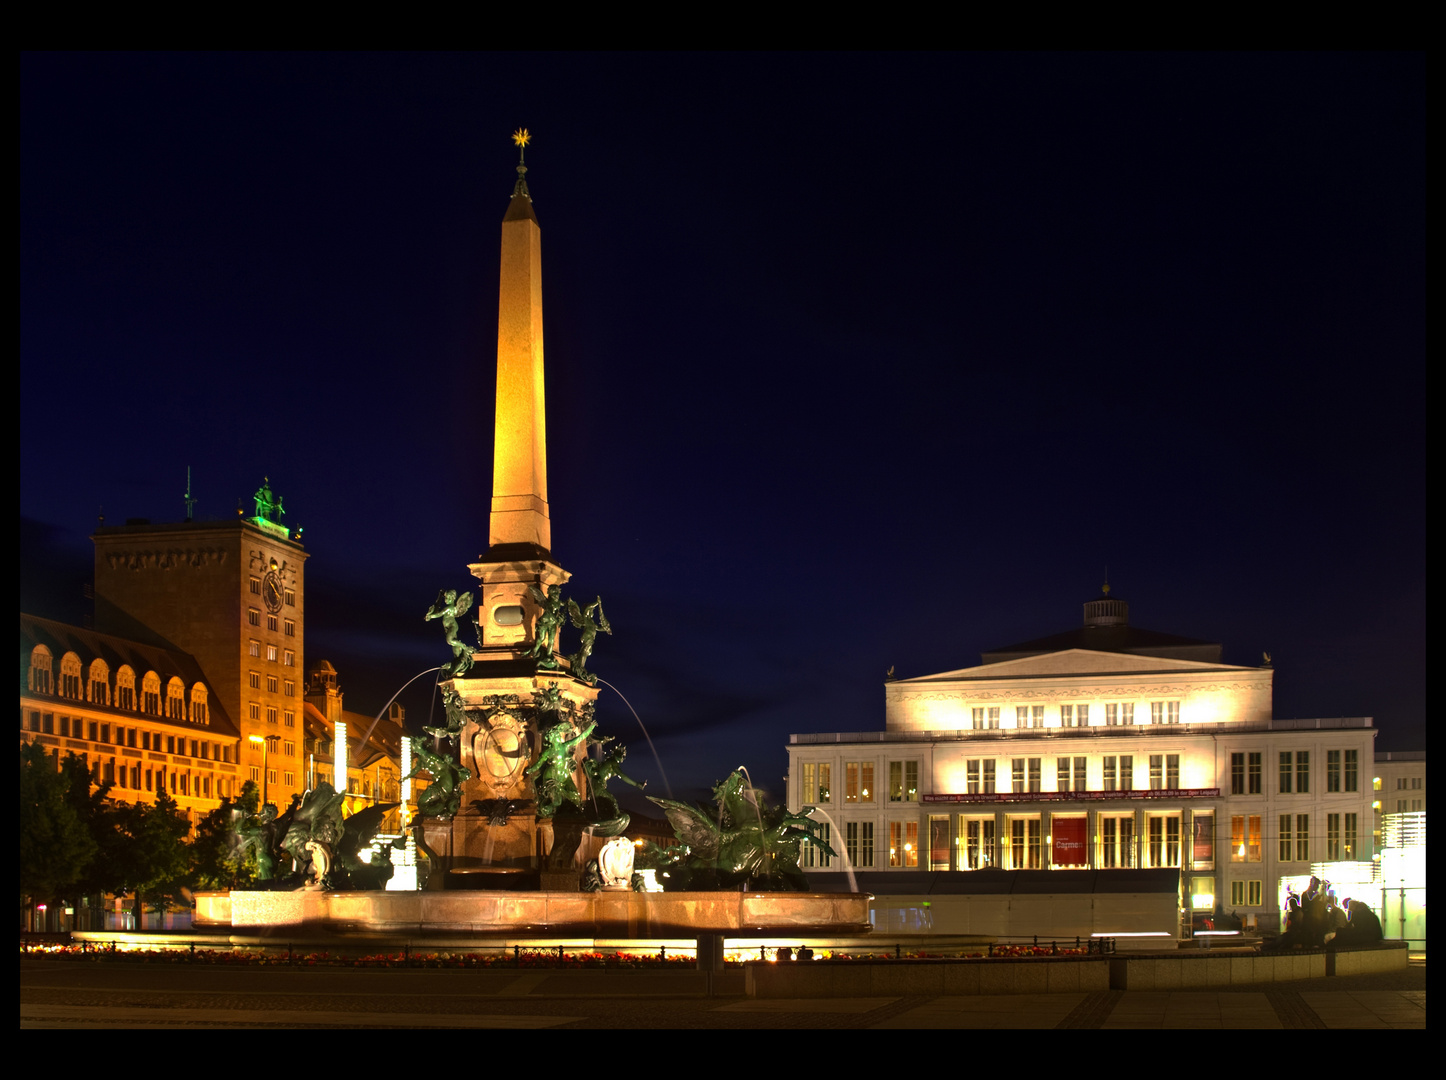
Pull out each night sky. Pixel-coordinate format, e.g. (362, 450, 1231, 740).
(21, 53, 1425, 805)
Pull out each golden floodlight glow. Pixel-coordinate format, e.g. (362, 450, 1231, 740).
(512, 128, 531, 149)
(249, 735, 264, 744)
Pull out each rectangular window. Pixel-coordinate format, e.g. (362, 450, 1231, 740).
(845, 762, 859, 804)
(964, 818, 996, 869)
(1231, 815, 1245, 862)
(1060, 705, 1074, 728)
(267, 645, 279, 662)
(1327, 750, 1341, 793)
(284, 588, 295, 606)
(1167, 754, 1179, 788)
(1344, 750, 1358, 792)
(1295, 814, 1309, 862)
(1248, 880, 1263, 906)
(1327, 813, 1340, 860)
(966, 759, 980, 795)
(250, 577, 261, 594)
(1297, 752, 1310, 794)
(986, 707, 999, 730)
(1248, 815, 1262, 862)
(266, 674, 278, 693)
(283, 650, 294, 667)
(1280, 815, 1293, 861)
(983, 759, 995, 795)
(1104, 756, 1117, 791)
(1150, 755, 1163, 790)
(1280, 752, 1293, 793)
(1231, 880, 1244, 906)
(1148, 815, 1163, 867)
(1231, 753, 1245, 795)
(249, 765, 260, 782)
(1120, 755, 1133, 791)
(284, 680, 295, 698)
(889, 821, 918, 867)
(972, 707, 984, 731)
(284, 619, 295, 637)
(890, 760, 909, 801)
(817, 763, 831, 802)
(862, 761, 878, 801)
(846, 821, 858, 865)
(266, 613, 278, 632)
(802, 763, 816, 803)
(1078, 704, 1089, 727)
(1015, 706, 1029, 728)
(1012, 758, 1025, 794)
(248, 608, 260, 626)
(1027, 757, 1040, 793)
(1193, 814, 1214, 869)
(249, 640, 260, 657)
(283, 740, 295, 756)
(1074, 756, 1087, 792)
(1031, 705, 1044, 728)
(1121, 702, 1134, 726)
(267, 768, 277, 785)
(249, 703, 260, 721)
(266, 706, 278, 725)
(1344, 813, 1357, 859)
(1248, 752, 1261, 794)
(1056, 757, 1071, 792)
(1106, 703, 1119, 726)
(860, 821, 874, 867)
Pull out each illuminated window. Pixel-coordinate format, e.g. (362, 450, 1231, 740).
(857, 761, 875, 803)
(248, 608, 260, 626)
(801, 762, 823, 803)
(1142, 814, 1183, 867)
(1120, 755, 1134, 791)
(1012, 758, 1025, 793)
(1104, 756, 1118, 791)
(963, 817, 995, 868)
(1060, 705, 1075, 728)
(889, 821, 918, 867)
(966, 759, 980, 794)
(845, 762, 859, 804)
(1106, 702, 1135, 726)
(1028, 758, 1041, 792)
(1167, 755, 1179, 788)
(1150, 755, 1163, 790)
(1009, 817, 1042, 869)
(1151, 701, 1180, 725)
(1057, 756, 1086, 792)
(115, 666, 136, 711)
(30, 645, 53, 694)
(143, 671, 162, 715)
(60, 653, 82, 699)
(267, 645, 278, 662)
(971, 707, 999, 730)
(191, 685, 208, 725)
(283, 650, 294, 667)
(815, 763, 831, 802)
(88, 659, 110, 706)
(1232, 880, 1245, 906)
(1101, 815, 1135, 869)
(1249, 816, 1262, 862)
(249, 640, 260, 657)
(888, 761, 915, 802)
(1231, 815, 1246, 862)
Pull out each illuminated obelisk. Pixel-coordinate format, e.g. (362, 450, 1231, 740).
(442, 131, 597, 881)
(468, 128, 572, 656)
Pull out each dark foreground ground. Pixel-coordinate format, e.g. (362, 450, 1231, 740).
(20, 956, 1424, 1028)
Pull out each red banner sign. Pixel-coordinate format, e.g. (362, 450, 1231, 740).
(1052, 816, 1088, 865)
(923, 788, 1219, 804)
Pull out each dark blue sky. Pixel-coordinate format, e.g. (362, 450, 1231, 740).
(21, 53, 1425, 803)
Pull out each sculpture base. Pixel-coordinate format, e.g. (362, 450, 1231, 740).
(195, 890, 872, 938)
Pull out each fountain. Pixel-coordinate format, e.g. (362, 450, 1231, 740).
(192, 130, 871, 950)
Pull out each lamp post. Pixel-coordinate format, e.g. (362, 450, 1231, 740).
(250, 734, 271, 807)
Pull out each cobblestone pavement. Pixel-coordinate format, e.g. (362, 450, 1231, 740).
(20, 959, 1425, 1029)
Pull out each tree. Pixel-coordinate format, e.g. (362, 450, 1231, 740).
(19, 744, 96, 924)
(113, 785, 193, 925)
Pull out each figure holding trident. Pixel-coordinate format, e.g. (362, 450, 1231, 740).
(567, 596, 611, 685)
(425, 589, 475, 677)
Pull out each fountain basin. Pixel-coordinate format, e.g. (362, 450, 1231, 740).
(194, 890, 872, 938)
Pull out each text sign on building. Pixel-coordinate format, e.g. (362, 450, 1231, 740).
(1052, 816, 1088, 866)
(923, 788, 1220, 805)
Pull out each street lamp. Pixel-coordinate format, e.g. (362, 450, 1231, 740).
(249, 734, 272, 807)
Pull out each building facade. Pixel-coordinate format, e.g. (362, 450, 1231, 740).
(91, 480, 309, 810)
(21, 613, 243, 828)
(788, 591, 1377, 929)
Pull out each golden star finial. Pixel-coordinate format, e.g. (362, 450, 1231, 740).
(511, 128, 531, 149)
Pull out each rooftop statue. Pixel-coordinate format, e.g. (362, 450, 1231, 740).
(642, 769, 835, 891)
(425, 589, 476, 677)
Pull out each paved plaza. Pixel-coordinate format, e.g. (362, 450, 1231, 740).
(20, 957, 1424, 1029)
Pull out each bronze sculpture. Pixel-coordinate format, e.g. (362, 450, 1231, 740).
(425, 589, 476, 677)
(567, 596, 611, 685)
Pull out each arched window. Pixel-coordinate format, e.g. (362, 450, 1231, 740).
(88, 659, 111, 707)
(29, 646, 52, 694)
(60, 653, 83, 700)
(115, 666, 137, 712)
(142, 672, 162, 715)
(166, 677, 186, 721)
(190, 683, 209, 725)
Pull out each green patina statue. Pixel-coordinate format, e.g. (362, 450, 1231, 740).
(525, 717, 596, 820)
(566, 596, 611, 685)
(405, 738, 471, 819)
(642, 770, 835, 891)
(425, 589, 476, 677)
(582, 736, 646, 821)
(526, 583, 567, 670)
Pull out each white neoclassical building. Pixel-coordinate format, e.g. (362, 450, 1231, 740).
(788, 590, 1377, 930)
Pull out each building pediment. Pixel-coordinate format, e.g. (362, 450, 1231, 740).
(899, 648, 1252, 684)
